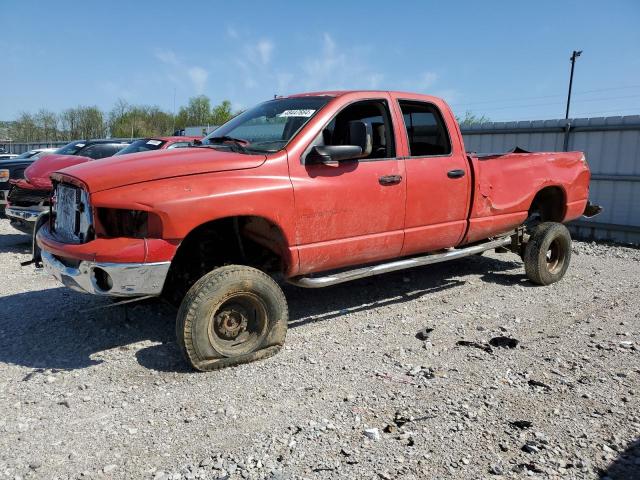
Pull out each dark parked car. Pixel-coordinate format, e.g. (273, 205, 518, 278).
(6, 139, 131, 231)
(0, 149, 57, 214)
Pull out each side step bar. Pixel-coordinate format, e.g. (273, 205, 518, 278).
(288, 235, 514, 288)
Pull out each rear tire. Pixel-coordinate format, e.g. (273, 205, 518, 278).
(523, 222, 571, 285)
(176, 265, 288, 371)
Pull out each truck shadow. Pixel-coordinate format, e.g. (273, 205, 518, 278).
(0, 255, 526, 374)
(0, 231, 31, 254)
(598, 437, 640, 479)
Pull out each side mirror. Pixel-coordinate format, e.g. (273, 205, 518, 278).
(305, 121, 372, 165)
(306, 145, 363, 164)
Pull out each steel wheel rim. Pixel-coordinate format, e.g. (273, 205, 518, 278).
(545, 238, 564, 274)
(207, 292, 268, 357)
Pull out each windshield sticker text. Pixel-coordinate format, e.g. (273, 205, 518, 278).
(277, 109, 315, 118)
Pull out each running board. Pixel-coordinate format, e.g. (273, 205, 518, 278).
(287, 235, 514, 288)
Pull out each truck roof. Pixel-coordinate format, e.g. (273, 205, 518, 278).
(285, 90, 444, 103)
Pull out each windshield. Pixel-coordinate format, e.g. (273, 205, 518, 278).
(30, 150, 55, 160)
(115, 138, 167, 155)
(202, 96, 331, 153)
(56, 141, 87, 156)
(13, 150, 39, 159)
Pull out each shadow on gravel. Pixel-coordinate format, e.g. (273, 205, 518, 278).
(286, 254, 525, 328)
(599, 438, 640, 479)
(0, 286, 176, 371)
(0, 254, 524, 373)
(0, 231, 30, 254)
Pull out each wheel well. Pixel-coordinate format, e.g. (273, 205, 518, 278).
(528, 186, 566, 224)
(163, 216, 288, 303)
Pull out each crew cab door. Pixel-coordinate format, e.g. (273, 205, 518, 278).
(288, 97, 406, 275)
(393, 97, 471, 255)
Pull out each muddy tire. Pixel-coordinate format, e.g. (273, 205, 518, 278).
(176, 265, 288, 371)
(524, 222, 572, 285)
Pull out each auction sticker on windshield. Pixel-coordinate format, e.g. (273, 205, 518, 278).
(277, 109, 315, 118)
(146, 140, 162, 146)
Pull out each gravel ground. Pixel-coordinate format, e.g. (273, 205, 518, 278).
(0, 218, 639, 480)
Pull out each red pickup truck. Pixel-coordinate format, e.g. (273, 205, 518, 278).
(37, 91, 601, 371)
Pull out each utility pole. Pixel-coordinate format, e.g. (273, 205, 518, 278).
(565, 50, 582, 119)
(172, 87, 176, 134)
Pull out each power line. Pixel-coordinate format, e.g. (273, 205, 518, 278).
(487, 106, 640, 122)
(453, 94, 640, 113)
(451, 84, 640, 108)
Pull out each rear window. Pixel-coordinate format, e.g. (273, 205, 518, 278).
(77, 143, 127, 159)
(115, 139, 167, 155)
(56, 141, 87, 156)
(398, 101, 451, 156)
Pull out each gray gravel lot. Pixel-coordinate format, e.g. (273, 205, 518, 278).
(0, 218, 639, 480)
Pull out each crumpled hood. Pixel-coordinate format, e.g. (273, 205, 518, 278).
(24, 154, 91, 189)
(55, 147, 267, 193)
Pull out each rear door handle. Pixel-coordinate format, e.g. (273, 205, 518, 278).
(447, 169, 466, 179)
(379, 174, 402, 186)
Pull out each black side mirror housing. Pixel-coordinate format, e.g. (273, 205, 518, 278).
(306, 145, 363, 164)
(305, 120, 372, 165)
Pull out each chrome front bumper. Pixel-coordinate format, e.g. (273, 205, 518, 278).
(41, 250, 171, 297)
(5, 206, 43, 223)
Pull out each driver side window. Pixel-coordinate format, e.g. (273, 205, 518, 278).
(314, 100, 396, 160)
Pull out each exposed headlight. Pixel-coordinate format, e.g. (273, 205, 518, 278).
(97, 208, 148, 238)
(96, 208, 162, 238)
(0, 169, 8, 182)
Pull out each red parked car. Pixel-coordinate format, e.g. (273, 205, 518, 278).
(6, 136, 199, 233)
(37, 91, 601, 371)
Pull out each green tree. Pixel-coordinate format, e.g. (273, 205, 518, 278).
(175, 95, 211, 129)
(109, 102, 175, 138)
(10, 112, 38, 142)
(457, 111, 490, 126)
(174, 96, 235, 129)
(211, 100, 233, 126)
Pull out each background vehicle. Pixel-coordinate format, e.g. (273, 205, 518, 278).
(5, 137, 199, 233)
(0, 154, 19, 161)
(37, 91, 601, 371)
(6, 139, 131, 232)
(114, 136, 201, 156)
(0, 148, 57, 214)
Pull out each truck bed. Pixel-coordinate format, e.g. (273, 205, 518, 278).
(463, 150, 591, 244)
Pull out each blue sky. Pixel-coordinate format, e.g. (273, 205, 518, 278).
(1, 0, 639, 122)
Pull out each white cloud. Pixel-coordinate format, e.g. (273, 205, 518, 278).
(98, 80, 133, 100)
(256, 39, 274, 65)
(415, 72, 438, 91)
(226, 25, 239, 39)
(188, 67, 209, 94)
(300, 33, 385, 92)
(154, 49, 179, 66)
(431, 88, 460, 104)
(154, 49, 209, 94)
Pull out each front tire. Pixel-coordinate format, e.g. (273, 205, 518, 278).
(523, 222, 572, 285)
(176, 265, 288, 371)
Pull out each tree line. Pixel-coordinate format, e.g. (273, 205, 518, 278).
(4, 95, 236, 142)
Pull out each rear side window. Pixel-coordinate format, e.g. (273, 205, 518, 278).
(398, 101, 451, 156)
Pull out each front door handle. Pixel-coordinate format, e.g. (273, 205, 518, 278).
(379, 174, 402, 186)
(447, 169, 466, 179)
